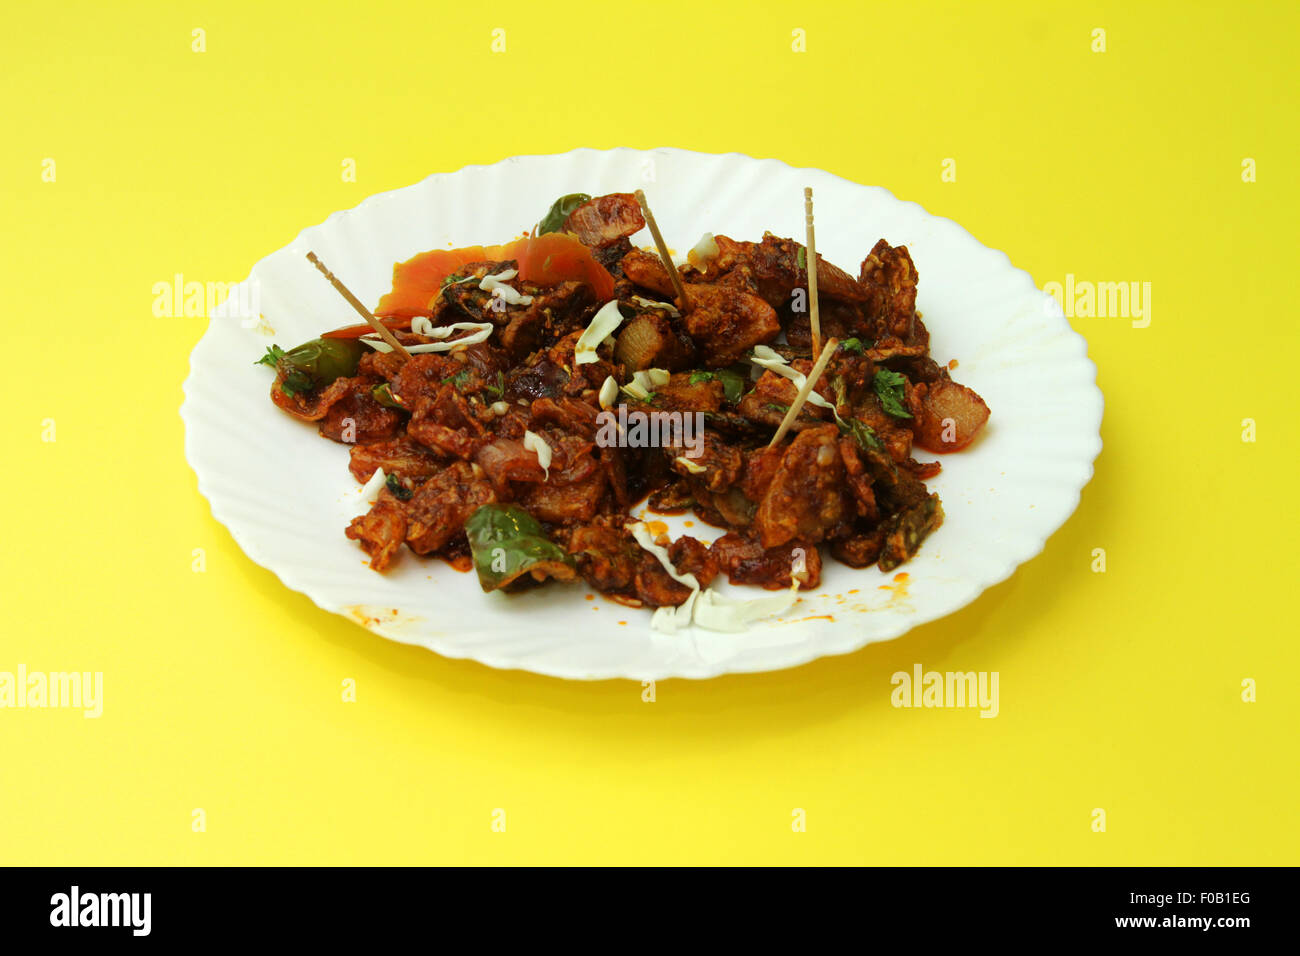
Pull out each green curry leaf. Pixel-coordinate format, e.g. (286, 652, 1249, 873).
(537, 193, 592, 235)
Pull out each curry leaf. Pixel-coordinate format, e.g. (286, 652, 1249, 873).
(538, 193, 592, 235)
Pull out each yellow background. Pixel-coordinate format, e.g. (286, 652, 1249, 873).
(2, 0, 1296, 865)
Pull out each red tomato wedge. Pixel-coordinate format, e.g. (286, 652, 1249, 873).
(514, 232, 616, 302)
(371, 243, 523, 320)
(354, 232, 615, 333)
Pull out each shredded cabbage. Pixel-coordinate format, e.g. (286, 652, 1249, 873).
(360, 322, 494, 353)
(748, 345, 835, 410)
(479, 268, 534, 306)
(574, 299, 624, 365)
(522, 430, 552, 480)
(628, 521, 801, 633)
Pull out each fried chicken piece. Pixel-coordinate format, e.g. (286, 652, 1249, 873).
(679, 285, 780, 368)
(837, 436, 880, 523)
(516, 432, 607, 523)
(345, 494, 408, 571)
(709, 533, 821, 590)
(403, 461, 496, 555)
(829, 529, 886, 569)
(349, 437, 446, 484)
(666, 431, 742, 493)
(859, 239, 920, 342)
(668, 536, 719, 589)
(566, 518, 640, 596)
(739, 233, 869, 309)
(752, 426, 847, 548)
(270, 374, 360, 422)
(619, 249, 679, 298)
(563, 193, 645, 248)
(318, 378, 405, 444)
(651, 373, 725, 414)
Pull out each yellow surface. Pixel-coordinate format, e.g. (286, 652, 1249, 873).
(1, 0, 1296, 865)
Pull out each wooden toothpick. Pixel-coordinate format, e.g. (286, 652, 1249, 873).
(306, 252, 412, 360)
(804, 187, 821, 358)
(768, 337, 839, 448)
(634, 189, 690, 312)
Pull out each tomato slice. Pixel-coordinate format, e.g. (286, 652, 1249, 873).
(367, 232, 615, 324)
(373, 246, 503, 319)
(514, 232, 615, 302)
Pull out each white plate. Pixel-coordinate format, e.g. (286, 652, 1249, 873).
(182, 148, 1102, 680)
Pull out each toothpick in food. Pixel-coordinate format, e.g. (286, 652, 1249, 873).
(634, 189, 690, 312)
(306, 251, 412, 360)
(768, 337, 839, 447)
(804, 186, 821, 358)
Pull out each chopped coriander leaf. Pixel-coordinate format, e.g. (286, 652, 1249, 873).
(837, 417, 882, 451)
(873, 368, 912, 419)
(442, 369, 472, 388)
(256, 344, 286, 368)
(839, 338, 863, 354)
(385, 473, 413, 501)
(716, 367, 746, 403)
(690, 368, 745, 403)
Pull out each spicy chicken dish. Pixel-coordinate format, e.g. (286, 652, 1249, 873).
(258, 191, 990, 629)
